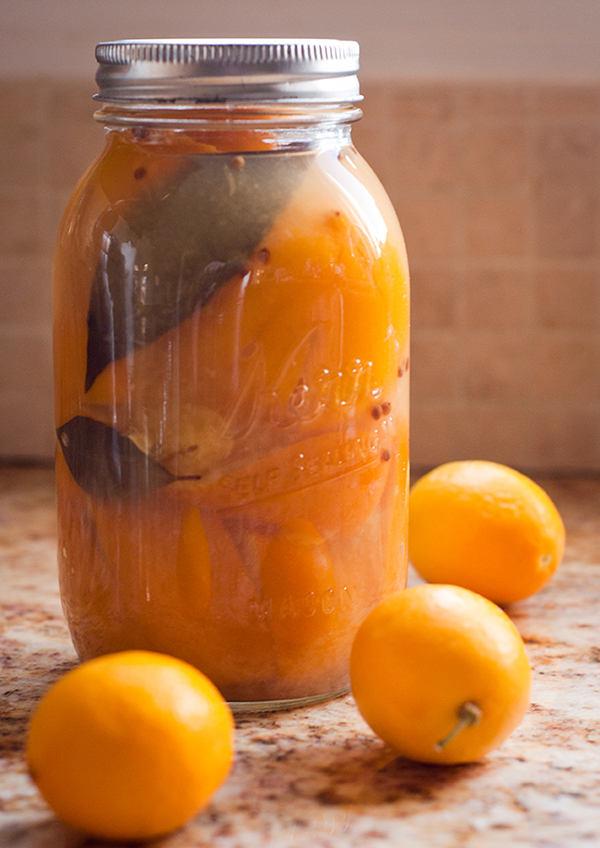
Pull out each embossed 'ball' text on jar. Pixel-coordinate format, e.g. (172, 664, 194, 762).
(53, 39, 410, 710)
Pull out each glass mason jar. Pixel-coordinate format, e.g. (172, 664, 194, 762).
(53, 39, 410, 710)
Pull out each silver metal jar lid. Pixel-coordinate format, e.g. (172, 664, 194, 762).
(95, 39, 361, 103)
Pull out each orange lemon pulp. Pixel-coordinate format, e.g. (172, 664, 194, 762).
(53, 129, 410, 701)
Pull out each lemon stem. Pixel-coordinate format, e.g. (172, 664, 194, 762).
(434, 701, 482, 752)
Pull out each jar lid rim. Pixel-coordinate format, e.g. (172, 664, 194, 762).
(95, 38, 361, 104)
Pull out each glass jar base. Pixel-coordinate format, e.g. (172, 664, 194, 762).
(228, 685, 350, 714)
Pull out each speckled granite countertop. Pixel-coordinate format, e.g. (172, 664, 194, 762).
(1, 467, 600, 848)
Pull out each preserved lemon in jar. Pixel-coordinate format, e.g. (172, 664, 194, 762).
(53, 39, 410, 709)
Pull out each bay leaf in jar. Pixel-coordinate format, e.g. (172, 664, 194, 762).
(85, 151, 310, 391)
(57, 416, 180, 500)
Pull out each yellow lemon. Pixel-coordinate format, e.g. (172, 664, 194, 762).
(350, 584, 531, 764)
(27, 651, 234, 841)
(409, 461, 565, 604)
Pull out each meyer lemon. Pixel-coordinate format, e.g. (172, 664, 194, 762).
(26, 651, 234, 841)
(350, 584, 531, 764)
(408, 460, 565, 605)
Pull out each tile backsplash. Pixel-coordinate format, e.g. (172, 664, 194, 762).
(1, 78, 599, 471)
